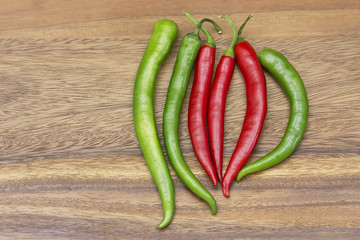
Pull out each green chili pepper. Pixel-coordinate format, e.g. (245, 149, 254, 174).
(133, 19, 178, 229)
(236, 48, 309, 182)
(163, 18, 221, 214)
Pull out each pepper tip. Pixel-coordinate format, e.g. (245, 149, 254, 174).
(217, 172, 223, 183)
(222, 182, 230, 197)
(236, 175, 242, 182)
(210, 176, 218, 186)
(211, 205, 217, 215)
(157, 219, 170, 229)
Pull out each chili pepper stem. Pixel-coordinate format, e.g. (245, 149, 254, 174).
(237, 15, 253, 43)
(183, 12, 221, 48)
(184, 12, 222, 34)
(183, 12, 222, 48)
(219, 15, 238, 58)
(192, 18, 222, 42)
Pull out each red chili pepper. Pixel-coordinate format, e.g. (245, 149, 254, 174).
(222, 16, 267, 197)
(208, 15, 238, 182)
(187, 15, 220, 185)
(188, 46, 218, 185)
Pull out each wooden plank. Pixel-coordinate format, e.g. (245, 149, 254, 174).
(0, 0, 359, 239)
(0, 10, 359, 38)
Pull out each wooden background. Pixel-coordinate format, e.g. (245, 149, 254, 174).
(1, 0, 359, 239)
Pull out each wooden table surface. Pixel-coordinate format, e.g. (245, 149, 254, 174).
(1, 1, 359, 239)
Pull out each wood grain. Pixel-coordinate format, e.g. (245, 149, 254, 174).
(1, 0, 360, 239)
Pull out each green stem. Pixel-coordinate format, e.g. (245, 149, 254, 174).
(220, 15, 237, 58)
(183, 12, 221, 48)
(193, 19, 218, 37)
(237, 15, 253, 43)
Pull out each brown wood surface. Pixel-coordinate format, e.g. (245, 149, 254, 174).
(1, 0, 360, 239)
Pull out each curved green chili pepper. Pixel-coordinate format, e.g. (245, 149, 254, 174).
(163, 18, 221, 214)
(236, 48, 309, 182)
(133, 19, 178, 229)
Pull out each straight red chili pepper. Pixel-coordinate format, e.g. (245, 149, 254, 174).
(208, 15, 238, 182)
(187, 13, 219, 185)
(222, 16, 267, 197)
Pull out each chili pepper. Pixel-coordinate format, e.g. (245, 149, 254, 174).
(133, 19, 178, 229)
(208, 15, 238, 182)
(236, 48, 309, 182)
(222, 16, 267, 197)
(163, 17, 221, 212)
(185, 12, 220, 187)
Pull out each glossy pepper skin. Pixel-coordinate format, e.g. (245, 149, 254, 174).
(208, 15, 238, 182)
(186, 12, 218, 187)
(133, 19, 178, 229)
(237, 48, 309, 182)
(163, 17, 221, 214)
(188, 46, 217, 181)
(222, 16, 267, 197)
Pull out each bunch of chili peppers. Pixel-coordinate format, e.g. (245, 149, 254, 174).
(133, 12, 309, 229)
